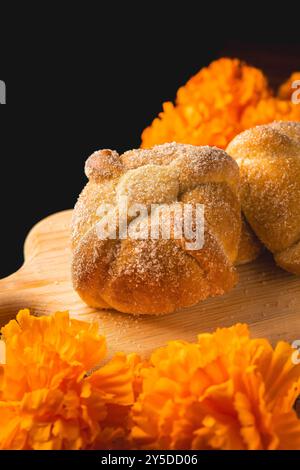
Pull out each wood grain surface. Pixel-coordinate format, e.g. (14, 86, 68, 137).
(0, 210, 299, 357)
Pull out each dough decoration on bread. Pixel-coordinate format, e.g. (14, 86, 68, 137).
(227, 121, 300, 275)
(71, 143, 241, 315)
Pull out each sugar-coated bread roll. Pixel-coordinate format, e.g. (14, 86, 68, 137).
(227, 122, 300, 274)
(72, 143, 241, 315)
(235, 216, 263, 265)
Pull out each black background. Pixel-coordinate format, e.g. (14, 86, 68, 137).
(1, 8, 300, 278)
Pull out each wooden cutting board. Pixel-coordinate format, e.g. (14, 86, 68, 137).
(0, 210, 299, 358)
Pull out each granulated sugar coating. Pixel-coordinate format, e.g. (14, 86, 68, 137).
(226, 122, 300, 275)
(72, 142, 241, 315)
(269, 121, 300, 144)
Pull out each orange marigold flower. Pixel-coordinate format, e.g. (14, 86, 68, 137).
(141, 58, 300, 149)
(241, 97, 300, 129)
(0, 310, 137, 450)
(130, 324, 300, 450)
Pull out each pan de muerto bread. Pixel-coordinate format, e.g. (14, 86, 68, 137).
(71, 143, 241, 315)
(227, 122, 300, 275)
(235, 216, 263, 265)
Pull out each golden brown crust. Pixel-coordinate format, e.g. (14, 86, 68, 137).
(181, 183, 240, 264)
(274, 239, 300, 275)
(72, 143, 241, 315)
(235, 217, 263, 265)
(226, 122, 300, 274)
(269, 121, 300, 144)
(85, 149, 124, 181)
